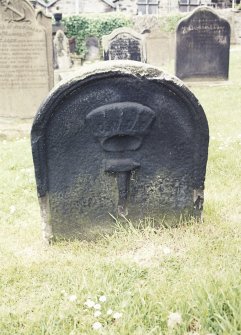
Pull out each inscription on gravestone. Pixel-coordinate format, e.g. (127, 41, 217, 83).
(0, 0, 50, 118)
(102, 28, 146, 62)
(176, 7, 231, 81)
(31, 61, 209, 241)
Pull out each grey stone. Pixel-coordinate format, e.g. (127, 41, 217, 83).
(144, 29, 175, 68)
(102, 27, 146, 62)
(0, 0, 51, 118)
(176, 7, 231, 81)
(85, 36, 100, 62)
(31, 61, 209, 242)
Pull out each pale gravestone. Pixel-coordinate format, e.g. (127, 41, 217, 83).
(176, 7, 231, 81)
(0, 0, 50, 118)
(102, 28, 146, 62)
(36, 9, 54, 89)
(144, 29, 174, 68)
(31, 61, 209, 242)
(53, 30, 72, 70)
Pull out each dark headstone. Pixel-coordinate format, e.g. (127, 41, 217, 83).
(102, 28, 146, 62)
(176, 7, 231, 81)
(31, 61, 209, 242)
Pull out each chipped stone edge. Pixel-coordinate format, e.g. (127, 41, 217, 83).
(51, 60, 184, 94)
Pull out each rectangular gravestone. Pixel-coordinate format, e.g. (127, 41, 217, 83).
(31, 61, 209, 242)
(176, 7, 230, 81)
(145, 29, 174, 68)
(102, 28, 146, 62)
(0, 0, 51, 118)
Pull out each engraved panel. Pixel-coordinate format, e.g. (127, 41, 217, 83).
(102, 28, 146, 62)
(0, 0, 50, 118)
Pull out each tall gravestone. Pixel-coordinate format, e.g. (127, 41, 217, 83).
(31, 61, 209, 242)
(102, 28, 146, 62)
(53, 30, 72, 70)
(0, 0, 51, 118)
(176, 7, 231, 81)
(36, 9, 54, 89)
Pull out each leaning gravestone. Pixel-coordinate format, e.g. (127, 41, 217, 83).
(0, 0, 50, 118)
(176, 7, 231, 81)
(31, 61, 209, 242)
(102, 27, 146, 62)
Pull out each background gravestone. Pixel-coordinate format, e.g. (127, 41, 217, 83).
(176, 7, 230, 81)
(31, 61, 209, 242)
(144, 29, 174, 68)
(85, 36, 100, 62)
(102, 28, 146, 62)
(53, 30, 72, 70)
(0, 0, 50, 118)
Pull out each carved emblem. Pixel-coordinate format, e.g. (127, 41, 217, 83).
(0, 0, 27, 22)
(86, 102, 156, 216)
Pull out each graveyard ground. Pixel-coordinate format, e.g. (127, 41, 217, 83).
(0, 47, 241, 335)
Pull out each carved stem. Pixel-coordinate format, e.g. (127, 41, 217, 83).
(117, 171, 130, 217)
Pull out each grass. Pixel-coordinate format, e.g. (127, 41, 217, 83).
(0, 47, 241, 335)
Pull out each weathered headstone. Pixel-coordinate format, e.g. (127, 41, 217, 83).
(176, 7, 231, 81)
(53, 30, 72, 70)
(36, 9, 54, 89)
(85, 36, 100, 62)
(0, 0, 50, 118)
(31, 61, 209, 242)
(144, 29, 174, 68)
(102, 28, 146, 62)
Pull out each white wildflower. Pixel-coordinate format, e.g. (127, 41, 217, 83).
(167, 312, 182, 328)
(68, 295, 77, 302)
(113, 312, 122, 320)
(9, 205, 16, 214)
(99, 295, 107, 302)
(84, 299, 95, 308)
(94, 310, 102, 318)
(162, 246, 172, 255)
(94, 303, 101, 310)
(107, 309, 113, 316)
(92, 321, 102, 330)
